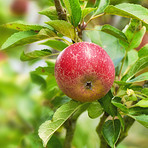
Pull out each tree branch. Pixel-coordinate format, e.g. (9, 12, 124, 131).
(63, 118, 76, 148)
(54, 0, 67, 21)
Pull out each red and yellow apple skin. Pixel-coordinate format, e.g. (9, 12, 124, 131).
(55, 42, 115, 102)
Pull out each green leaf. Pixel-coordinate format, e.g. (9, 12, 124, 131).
(142, 88, 148, 97)
(32, 64, 55, 75)
(40, 39, 68, 51)
(101, 24, 128, 42)
(87, 101, 103, 119)
(99, 91, 117, 117)
(94, 0, 110, 15)
(138, 44, 148, 58)
(112, 97, 129, 113)
(114, 80, 131, 86)
(117, 112, 125, 131)
(122, 56, 148, 81)
(129, 107, 148, 116)
(39, 6, 58, 20)
(128, 49, 138, 66)
(135, 100, 148, 108)
(1, 29, 56, 50)
(63, 0, 81, 27)
(122, 19, 146, 50)
(39, 28, 57, 36)
(46, 136, 62, 148)
(105, 3, 148, 24)
(45, 75, 59, 99)
(46, 20, 75, 40)
(30, 73, 46, 90)
(102, 119, 121, 148)
(130, 115, 148, 128)
(38, 100, 82, 147)
(81, 8, 96, 20)
(85, 26, 125, 67)
(127, 72, 148, 83)
(72, 102, 90, 120)
(51, 96, 71, 108)
(2, 21, 44, 31)
(20, 49, 52, 61)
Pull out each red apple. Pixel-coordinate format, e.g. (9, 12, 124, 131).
(55, 42, 115, 102)
(0, 52, 7, 61)
(10, 0, 28, 16)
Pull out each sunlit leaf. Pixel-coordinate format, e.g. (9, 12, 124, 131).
(130, 115, 148, 128)
(32, 65, 55, 75)
(138, 44, 148, 58)
(63, 0, 81, 27)
(101, 24, 128, 42)
(81, 8, 96, 20)
(2, 21, 44, 31)
(87, 101, 103, 119)
(41, 39, 68, 51)
(94, 0, 110, 15)
(135, 100, 148, 108)
(1, 29, 56, 50)
(122, 56, 148, 81)
(38, 100, 82, 147)
(122, 19, 146, 50)
(105, 3, 148, 24)
(39, 6, 58, 20)
(20, 49, 52, 61)
(127, 72, 148, 83)
(46, 20, 75, 40)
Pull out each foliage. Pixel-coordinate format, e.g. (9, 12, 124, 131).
(1, 0, 148, 148)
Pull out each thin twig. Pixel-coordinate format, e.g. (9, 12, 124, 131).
(64, 118, 76, 148)
(118, 50, 128, 80)
(54, 0, 67, 20)
(86, 13, 105, 26)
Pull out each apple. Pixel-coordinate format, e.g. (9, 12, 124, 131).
(10, 0, 28, 16)
(55, 42, 115, 102)
(0, 52, 7, 61)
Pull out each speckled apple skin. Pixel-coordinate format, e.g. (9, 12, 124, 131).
(55, 42, 115, 102)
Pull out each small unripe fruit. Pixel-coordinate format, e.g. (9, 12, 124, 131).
(55, 42, 115, 102)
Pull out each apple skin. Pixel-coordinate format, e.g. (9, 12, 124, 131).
(55, 42, 115, 102)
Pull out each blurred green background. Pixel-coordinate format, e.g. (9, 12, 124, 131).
(0, 0, 148, 148)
